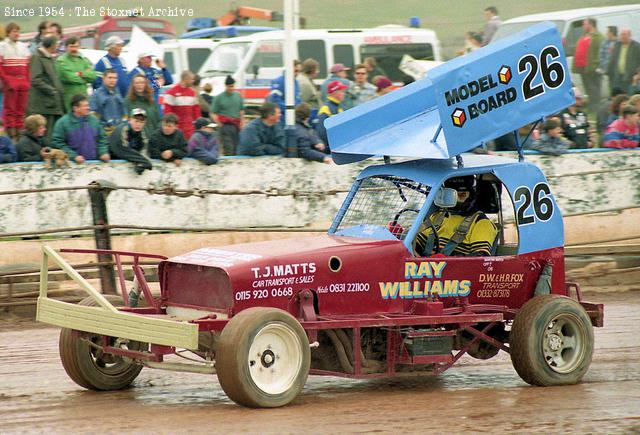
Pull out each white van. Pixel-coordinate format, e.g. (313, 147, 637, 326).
(198, 26, 441, 107)
(159, 39, 219, 82)
(492, 5, 640, 57)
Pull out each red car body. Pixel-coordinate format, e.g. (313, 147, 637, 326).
(159, 236, 566, 319)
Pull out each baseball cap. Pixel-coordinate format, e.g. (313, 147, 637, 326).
(572, 86, 585, 100)
(375, 77, 393, 91)
(104, 36, 125, 49)
(327, 80, 349, 94)
(130, 108, 147, 118)
(194, 117, 217, 130)
(330, 63, 350, 74)
(138, 51, 155, 59)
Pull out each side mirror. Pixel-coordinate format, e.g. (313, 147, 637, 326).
(434, 187, 458, 208)
(252, 65, 260, 78)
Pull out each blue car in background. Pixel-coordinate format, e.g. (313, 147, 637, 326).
(180, 26, 278, 40)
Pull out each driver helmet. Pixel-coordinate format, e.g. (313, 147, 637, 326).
(444, 175, 477, 214)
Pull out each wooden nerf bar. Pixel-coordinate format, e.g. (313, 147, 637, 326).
(36, 246, 199, 350)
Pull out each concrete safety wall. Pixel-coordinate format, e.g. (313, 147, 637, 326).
(0, 151, 639, 236)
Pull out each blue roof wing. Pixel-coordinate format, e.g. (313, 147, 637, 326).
(330, 107, 450, 165)
(327, 78, 444, 165)
(327, 21, 575, 164)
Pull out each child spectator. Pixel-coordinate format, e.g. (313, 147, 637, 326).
(16, 114, 47, 161)
(187, 117, 219, 165)
(149, 113, 187, 166)
(560, 87, 593, 148)
(52, 94, 109, 164)
(529, 117, 570, 156)
(90, 69, 125, 136)
(294, 103, 332, 164)
(599, 94, 629, 132)
(603, 105, 640, 148)
(0, 120, 17, 163)
(109, 108, 152, 174)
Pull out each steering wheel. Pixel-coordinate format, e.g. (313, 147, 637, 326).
(421, 215, 441, 255)
(391, 208, 420, 227)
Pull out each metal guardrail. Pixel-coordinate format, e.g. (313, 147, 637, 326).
(0, 183, 353, 198)
(0, 225, 326, 239)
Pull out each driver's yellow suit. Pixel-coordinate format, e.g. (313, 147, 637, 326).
(414, 210, 498, 257)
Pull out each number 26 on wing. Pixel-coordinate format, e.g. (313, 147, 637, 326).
(518, 45, 566, 102)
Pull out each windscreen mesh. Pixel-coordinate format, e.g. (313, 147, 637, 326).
(336, 176, 430, 241)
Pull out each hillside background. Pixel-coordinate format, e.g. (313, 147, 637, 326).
(6, 0, 639, 57)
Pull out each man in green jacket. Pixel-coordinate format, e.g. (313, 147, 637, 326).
(51, 94, 110, 164)
(55, 36, 97, 111)
(572, 18, 604, 114)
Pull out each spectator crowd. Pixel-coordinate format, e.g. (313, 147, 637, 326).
(0, 19, 407, 172)
(523, 17, 640, 155)
(0, 11, 638, 173)
(457, 8, 640, 154)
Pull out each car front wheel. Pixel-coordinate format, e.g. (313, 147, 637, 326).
(216, 307, 310, 408)
(510, 294, 594, 386)
(59, 295, 145, 390)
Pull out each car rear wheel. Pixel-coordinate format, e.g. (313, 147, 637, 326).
(216, 307, 310, 408)
(59, 295, 145, 391)
(510, 294, 594, 386)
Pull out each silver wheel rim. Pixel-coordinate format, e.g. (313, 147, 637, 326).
(542, 313, 587, 374)
(248, 322, 303, 395)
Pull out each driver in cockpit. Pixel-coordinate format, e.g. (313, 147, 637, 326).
(414, 175, 498, 257)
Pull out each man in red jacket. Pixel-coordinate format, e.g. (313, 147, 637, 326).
(0, 23, 31, 140)
(163, 70, 200, 140)
(572, 18, 603, 114)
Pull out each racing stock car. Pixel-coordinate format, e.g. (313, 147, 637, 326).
(37, 22, 604, 408)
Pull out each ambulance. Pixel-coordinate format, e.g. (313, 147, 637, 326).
(198, 25, 441, 108)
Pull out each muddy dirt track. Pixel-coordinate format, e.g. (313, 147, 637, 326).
(1, 292, 639, 434)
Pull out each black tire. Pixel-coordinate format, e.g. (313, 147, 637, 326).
(216, 307, 310, 408)
(59, 295, 145, 391)
(510, 294, 594, 386)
